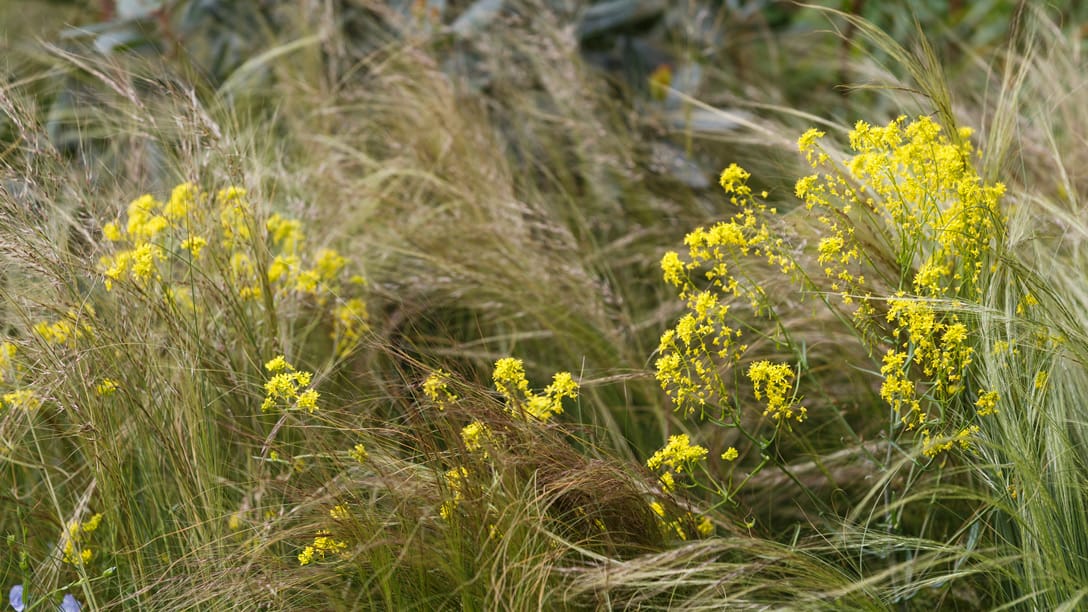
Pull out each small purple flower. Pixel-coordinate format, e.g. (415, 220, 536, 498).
(59, 594, 82, 612)
(8, 585, 24, 612)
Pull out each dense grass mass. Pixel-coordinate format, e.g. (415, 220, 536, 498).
(2, 1, 1088, 609)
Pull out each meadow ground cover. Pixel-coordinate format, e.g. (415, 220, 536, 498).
(2, 1, 1088, 609)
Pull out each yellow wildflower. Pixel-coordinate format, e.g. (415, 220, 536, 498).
(492, 358, 530, 398)
(298, 529, 343, 561)
(718, 163, 752, 195)
(164, 182, 197, 220)
(180, 236, 207, 259)
(265, 356, 293, 373)
(267, 214, 304, 254)
(975, 391, 999, 417)
(2, 389, 40, 411)
(659, 471, 676, 492)
(492, 358, 577, 422)
(314, 249, 347, 281)
(260, 356, 319, 412)
(461, 421, 494, 454)
(423, 369, 458, 409)
(747, 361, 805, 422)
(333, 298, 370, 357)
(95, 378, 119, 396)
(349, 443, 368, 464)
(296, 389, 320, 413)
(439, 467, 471, 520)
(696, 515, 714, 538)
(646, 434, 708, 474)
(102, 221, 123, 242)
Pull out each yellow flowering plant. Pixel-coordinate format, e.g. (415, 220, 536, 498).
(97, 182, 370, 359)
(654, 116, 1018, 520)
(425, 358, 581, 527)
(653, 161, 805, 515)
(795, 116, 1009, 457)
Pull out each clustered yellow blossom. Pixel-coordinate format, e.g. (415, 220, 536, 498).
(658, 470, 676, 492)
(646, 434, 708, 475)
(696, 515, 714, 538)
(95, 378, 119, 397)
(261, 355, 320, 413)
(348, 443, 368, 464)
(648, 499, 715, 541)
(439, 467, 471, 520)
(99, 184, 202, 291)
(1033, 371, 1048, 392)
(492, 358, 578, 422)
(297, 530, 348, 566)
(656, 163, 795, 418)
(62, 513, 103, 566)
(975, 390, 999, 417)
(0, 341, 15, 378)
(2, 389, 40, 411)
(423, 369, 458, 410)
(878, 297, 976, 442)
(1016, 292, 1038, 315)
(797, 116, 1005, 307)
(461, 420, 494, 455)
(33, 308, 95, 348)
(333, 298, 370, 358)
(795, 116, 1009, 457)
(721, 447, 739, 462)
(99, 183, 370, 356)
(922, 425, 981, 457)
(747, 361, 805, 422)
(227, 512, 243, 531)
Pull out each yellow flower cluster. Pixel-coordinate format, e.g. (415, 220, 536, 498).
(99, 183, 370, 355)
(461, 420, 494, 455)
(0, 342, 14, 373)
(1033, 371, 1048, 392)
(33, 308, 95, 348)
(975, 390, 999, 417)
(922, 425, 981, 457)
(348, 443, 368, 464)
(62, 512, 103, 566)
(99, 183, 202, 291)
(878, 298, 975, 437)
(423, 368, 458, 410)
(649, 500, 715, 540)
(646, 434, 708, 475)
(439, 466, 471, 520)
(747, 361, 805, 422)
(656, 164, 795, 417)
(795, 117, 1009, 457)
(95, 378, 119, 397)
(797, 116, 1004, 306)
(297, 530, 348, 566)
(2, 389, 40, 411)
(491, 358, 578, 422)
(332, 297, 369, 358)
(261, 356, 320, 413)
